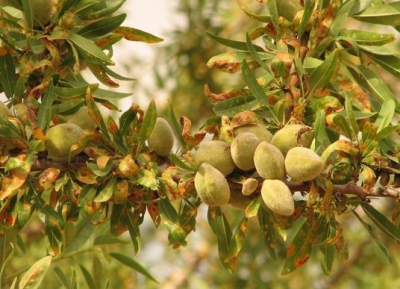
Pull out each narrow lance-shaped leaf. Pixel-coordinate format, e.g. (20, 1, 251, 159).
(0, 53, 16, 99)
(246, 33, 274, 76)
(127, 211, 142, 255)
(361, 202, 400, 242)
(281, 217, 321, 275)
(168, 101, 186, 149)
(109, 253, 158, 283)
(309, 50, 338, 94)
(137, 99, 157, 154)
(258, 204, 278, 260)
(207, 206, 234, 272)
(19, 255, 52, 289)
(207, 31, 265, 52)
(353, 210, 393, 264)
(227, 217, 248, 266)
(374, 99, 395, 133)
(352, 2, 400, 25)
(158, 197, 188, 247)
(113, 27, 163, 43)
(80, 265, 97, 289)
(78, 14, 127, 38)
(36, 80, 55, 130)
(242, 60, 269, 107)
(69, 33, 114, 65)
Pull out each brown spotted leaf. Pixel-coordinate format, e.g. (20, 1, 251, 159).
(281, 216, 322, 275)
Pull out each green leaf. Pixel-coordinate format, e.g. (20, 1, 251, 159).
(158, 197, 187, 247)
(69, 268, 77, 289)
(127, 211, 142, 255)
(80, 265, 96, 289)
(227, 217, 248, 263)
(353, 210, 393, 263)
(309, 50, 338, 94)
(298, 0, 315, 39)
(168, 102, 186, 149)
(314, 110, 331, 154)
(352, 2, 400, 25)
(78, 14, 127, 38)
(331, 114, 353, 139)
(212, 95, 257, 117)
(113, 26, 163, 43)
(355, 65, 400, 111)
(374, 99, 395, 133)
(267, 0, 279, 30)
(345, 95, 359, 137)
(64, 217, 95, 254)
(257, 204, 278, 260)
(69, 33, 114, 65)
(207, 206, 233, 272)
(19, 255, 52, 289)
(329, 0, 354, 38)
(93, 235, 129, 246)
(94, 179, 116, 202)
(77, 185, 97, 207)
(359, 42, 400, 56)
(242, 60, 269, 107)
(0, 53, 16, 99)
(53, 266, 71, 288)
(246, 33, 274, 76)
(245, 196, 261, 219)
(94, 88, 132, 100)
(36, 80, 55, 130)
(82, 0, 126, 20)
(21, 0, 33, 30)
(317, 245, 335, 275)
(119, 104, 138, 137)
(138, 99, 157, 144)
(109, 253, 158, 283)
(0, 242, 14, 284)
(281, 217, 320, 275)
(207, 31, 264, 52)
(237, 0, 272, 22)
(361, 202, 400, 242)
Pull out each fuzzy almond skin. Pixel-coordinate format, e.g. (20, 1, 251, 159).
(195, 140, 235, 176)
(45, 123, 84, 161)
(148, 118, 175, 157)
(254, 142, 285, 180)
(242, 177, 258, 196)
(66, 106, 96, 130)
(285, 147, 324, 181)
(234, 124, 273, 143)
(32, 0, 54, 27)
(261, 179, 294, 216)
(271, 124, 313, 156)
(231, 132, 260, 171)
(195, 163, 231, 206)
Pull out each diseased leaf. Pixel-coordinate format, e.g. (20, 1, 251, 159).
(281, 217, 321, 275)
(109, 253, 158, 283)
(258, 204, 278, 260)
(127, 211, 142, 255)
(19, 255, 52, 289)
(207, 206, 234, 272)
(94, 179, 116, 202)
(158, 197, 187, 247)
(113, 27, 163, 43)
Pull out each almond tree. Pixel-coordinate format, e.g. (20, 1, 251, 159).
(0, 0, 400, 287)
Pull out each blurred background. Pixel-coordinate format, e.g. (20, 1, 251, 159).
(5, 1, 400, 288)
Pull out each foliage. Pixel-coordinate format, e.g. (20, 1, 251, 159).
(0, 0, 400, 287)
